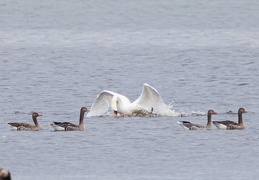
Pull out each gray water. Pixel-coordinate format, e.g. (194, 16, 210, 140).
(1, 0, 259, 179)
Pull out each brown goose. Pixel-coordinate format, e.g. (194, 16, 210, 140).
(177, 110, 217, 130)
(8, 112, 43, 131)
(50, 107, 89, 131)
(0, 166, 11, 180)
(213, 108, 247, 130)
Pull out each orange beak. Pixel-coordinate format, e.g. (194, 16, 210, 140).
(114, 111, 118, 117)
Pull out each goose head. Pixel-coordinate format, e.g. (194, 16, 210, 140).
(238, 108, 247, 114)
(208, 110, 217, 115)
(32, 112, 43, 118)
(81, 107, 90, 113)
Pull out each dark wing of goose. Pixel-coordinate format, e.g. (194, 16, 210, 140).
(55, 122, 77, 128)
(190, 123, 206, 129)
(180, 121, 193, 129)
(64, 123, 80, 131)
(214, 120, 238, 126)
(53, 122, 73, 125)
(8, 123, 33, 128)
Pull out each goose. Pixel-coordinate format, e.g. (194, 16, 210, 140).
(50, 107, 89, 131)
(177, 110, 217, 130)
(8, 112, 43, 131)
(0, 166, 11, 180)
(213, 108, 247, 130)
(86, 83, 177, 117)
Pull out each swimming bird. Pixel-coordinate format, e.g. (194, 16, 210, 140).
(8, 112, 43, 131)
(213, 108, 247, 130)
(86, 83, 176, 117)
(50, 107, 89, 131)
(177, 110, 217, 130)
(0, 166, 11, 180)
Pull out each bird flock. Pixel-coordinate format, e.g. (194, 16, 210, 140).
(177, 108, 247, 130)
(2, 84, 248, 179)
(6, 83, 248, 132)
(6, 107, 248, 132)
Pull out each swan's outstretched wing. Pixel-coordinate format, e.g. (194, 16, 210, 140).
(133, 83, 174, 116)
(86, 91, 115, 117)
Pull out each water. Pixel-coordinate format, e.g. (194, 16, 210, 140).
(1, 0, 259, 179)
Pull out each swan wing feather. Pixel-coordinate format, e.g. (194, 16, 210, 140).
(87, 90, 125, 117)
(133, 83, 173, 115)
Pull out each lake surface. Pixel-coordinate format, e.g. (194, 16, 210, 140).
(1, 0, 259, 179)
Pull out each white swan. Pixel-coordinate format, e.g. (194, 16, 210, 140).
(86, 83, 178, 117)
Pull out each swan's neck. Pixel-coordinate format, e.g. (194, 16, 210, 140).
(206, 114, 212, 127)
(111, 95, 118, 111)
(238, 112, 243, 126)
(79, 110, 85, 126)
(111, 95, 131, 115)
(32, 116, 40, 127)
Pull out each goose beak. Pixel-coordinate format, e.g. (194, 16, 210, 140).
(38, 113, 43, 116)
(214, 111, 218, 114)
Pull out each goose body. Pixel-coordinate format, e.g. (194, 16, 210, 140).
(8, 112, 43, 131)
(213, 108, 247, 130)
(0, 166, 11, 180)
(50, 107, 89, 131)
(177, 110, 217, 130)
(86, 83, 177, 117)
